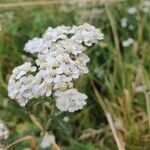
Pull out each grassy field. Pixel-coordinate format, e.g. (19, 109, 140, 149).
(0, 0, 150, 149)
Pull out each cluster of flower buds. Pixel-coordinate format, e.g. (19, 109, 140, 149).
(0, 122, 9, 141)
(8, 23, 104, 112)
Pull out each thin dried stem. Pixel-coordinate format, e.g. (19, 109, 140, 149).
(52, 143, 61, 150)
(30, 114, 43, 130)
(0, 0, 124, 9)
(144, 92, 150, 129)
(5, 135, 36, 150)
(106, 113, 125, 150)
(92, 82, 125, 150)
(0, 0, 59, 9)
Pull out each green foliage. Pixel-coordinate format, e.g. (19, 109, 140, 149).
(0, 0, 150, 149)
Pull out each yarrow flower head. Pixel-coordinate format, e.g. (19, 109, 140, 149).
(0, 122, 9, 141)
(54, 89, 87, 112)
(8, 23, 104, 112)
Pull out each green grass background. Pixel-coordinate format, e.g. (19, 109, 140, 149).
(0, 0, 150, 149)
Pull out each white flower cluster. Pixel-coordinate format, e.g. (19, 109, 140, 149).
(0, 122, 9, 140)
(127, 7, 137, 15)
(24, 38, 44, 54)
(40, 132, 55, 149)
(121, 18, 128, 28)
(55, 89, 87, 112)
(8, 62, 37, 106)
(127, 1, 150, 15)
(122, 38, 134, 47)
(8, 23, 104, 112)
(141, 0, 150, 13)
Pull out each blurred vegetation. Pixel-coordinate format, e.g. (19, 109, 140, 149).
(0, 0, 150, 149)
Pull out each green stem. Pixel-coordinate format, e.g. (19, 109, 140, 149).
(37, 102, 54, 149)
(105, 4, 122, 61)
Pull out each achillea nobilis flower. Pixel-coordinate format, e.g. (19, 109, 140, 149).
(8, 23, 104, 112)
